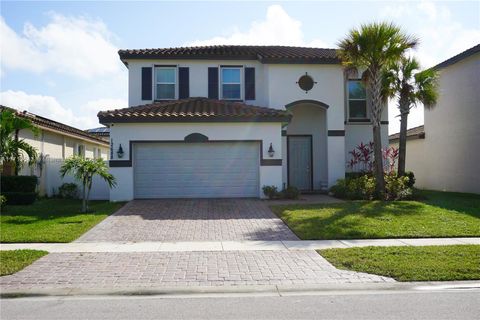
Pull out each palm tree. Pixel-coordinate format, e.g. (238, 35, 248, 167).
(0, 108, 39, 175)
(338, 22, 418, 197)
(383, 56, 438, 176)
(60, 156, 116, 212)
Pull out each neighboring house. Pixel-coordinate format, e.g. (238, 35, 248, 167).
(1, 106, 110, 197)
(99, 45, 389, 201)
(86, 126, 110, 141)
(389, 44, 480, 194)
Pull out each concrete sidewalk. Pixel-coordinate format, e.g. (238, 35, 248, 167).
(1, 237, 478, 253)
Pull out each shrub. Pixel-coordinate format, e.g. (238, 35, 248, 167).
(1, 175, 38, 193)
(262, 185, 279, 199)
(281, 186, 300, 200)
(330, 179, 347, 199)
(404, 171, 416, 188)
(0, 194, 6, 207)
(345, 175, 376, 200)
(385, 174, 412, 200)
(1, 192, 36, 205)
(58, 183, 79, 199)
(331, 173, 411, 201)
(345, 172, 368, 180)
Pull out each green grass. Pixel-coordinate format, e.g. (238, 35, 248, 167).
(320, 245, 480, 281)
(271, 190, 480, 240)
(0, 250, 48, 276)
(1, 199, 124, 243)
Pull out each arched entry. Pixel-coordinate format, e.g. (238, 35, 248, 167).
(284, 100, 328, 191)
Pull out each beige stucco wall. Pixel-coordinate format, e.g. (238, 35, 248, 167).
(19, 128, 109, 161)
(422, 53, 480, 193)
(390, 53, 479, 194)
(390, 138, 427, 189)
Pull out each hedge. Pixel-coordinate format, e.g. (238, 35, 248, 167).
(2, 192, 36, 205)
(1, 176, 38, 205)
(1, 176, 38, 192)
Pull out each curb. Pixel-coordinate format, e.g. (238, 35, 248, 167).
(2, 281, 479, 299)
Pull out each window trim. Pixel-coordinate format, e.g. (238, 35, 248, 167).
(155, 66, 177, 100)
(220, 66, 243, 101)
(347, 79, 368, 120)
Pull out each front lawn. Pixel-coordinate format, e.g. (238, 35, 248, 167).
(319, 245, 480, 281)
(1, 199, 124, 243)
(0, 250, 48, 276)
(271, 190, 480, 239)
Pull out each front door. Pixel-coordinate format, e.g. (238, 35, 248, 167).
(288, 136, 312, 190)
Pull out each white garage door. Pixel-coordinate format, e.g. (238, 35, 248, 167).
(133, 142, 260, 198)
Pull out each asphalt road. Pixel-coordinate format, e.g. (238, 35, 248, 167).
(1, 290, 479, 320)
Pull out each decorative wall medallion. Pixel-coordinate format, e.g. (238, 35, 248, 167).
(297, 72, 317, 93)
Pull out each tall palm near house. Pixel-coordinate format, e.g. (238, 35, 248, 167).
(0, 108, 39, 175)
(338, 22, 418, 196)
(60, 157, 116, 212)
(383, 56, 438, 176)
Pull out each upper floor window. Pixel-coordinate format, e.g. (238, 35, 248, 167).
(155, 67, 176, 100)
(221, 67, 241, 100)
(348, 80, 367, 119)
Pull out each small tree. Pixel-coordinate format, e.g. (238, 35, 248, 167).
(338, 22, 418, 197)
(0, 108, 39, 175)
(60, 156, 116, 212)
(383, 56, 438, 175)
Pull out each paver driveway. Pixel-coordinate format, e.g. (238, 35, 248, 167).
(77, 199, 298, 242)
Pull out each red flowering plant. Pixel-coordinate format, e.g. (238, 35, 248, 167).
(383, 146, 399, 174)
(348, 141, 398, 174)
(347, 142, 374, 173)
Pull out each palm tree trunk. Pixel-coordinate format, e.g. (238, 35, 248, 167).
(85, 180, 92, 213)
(370, 69, 386, 197)
(82, 182, 87, 213)
(14, 129, 19, 176)
(398, 107, 409, 176)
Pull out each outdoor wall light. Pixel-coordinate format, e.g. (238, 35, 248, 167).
(117, 144, 124, 158)
(268, 143, 275, 157)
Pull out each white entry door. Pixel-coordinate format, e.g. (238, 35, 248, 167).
(133, 142, 260, 198)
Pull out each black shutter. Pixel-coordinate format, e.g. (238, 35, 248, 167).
(141, 67, 152, 100)
(245, 67, 255, 100)
(178, 67, 189, 99)
(208, 67, 219, 99)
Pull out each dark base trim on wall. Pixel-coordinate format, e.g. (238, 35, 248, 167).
(327, 130, 345, 136)
(260, 159, 282, 166)
(109, 160, 132, 167)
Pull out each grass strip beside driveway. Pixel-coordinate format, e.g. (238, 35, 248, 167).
(271, 191, 480, 240)
(0, 250, 48, 276)
(1, 199, 124, 243)
(319, 245, 480, 281)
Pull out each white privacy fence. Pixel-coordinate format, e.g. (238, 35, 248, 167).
(19, 158, 110, 200)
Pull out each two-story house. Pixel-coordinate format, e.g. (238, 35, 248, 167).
(98, 46, 388, 201)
